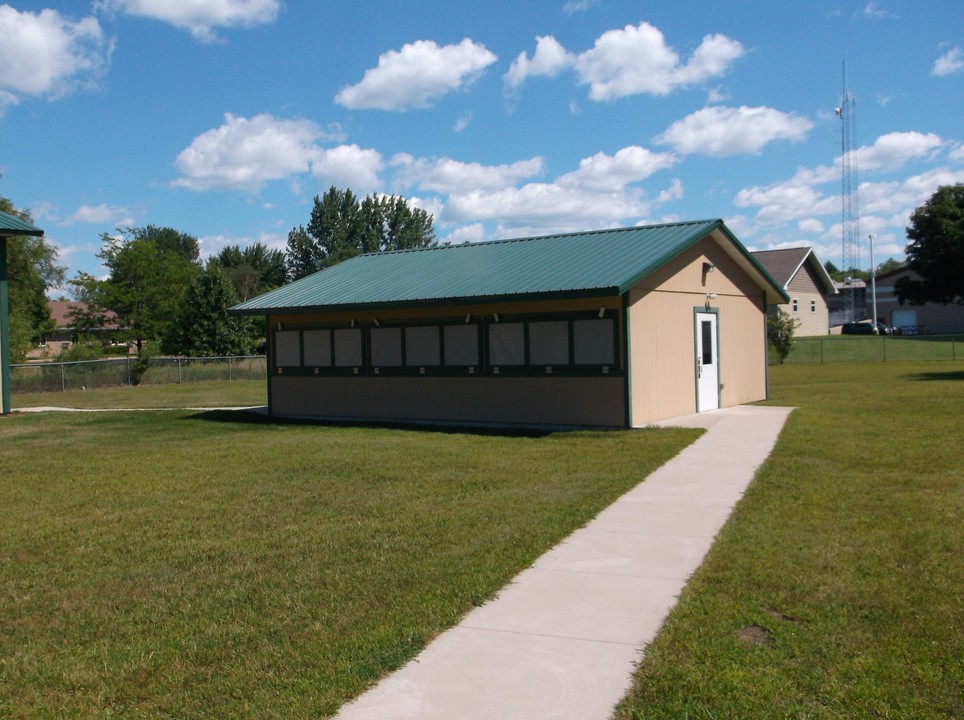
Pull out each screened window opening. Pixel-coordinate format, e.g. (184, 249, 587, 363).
(334, 328, 363, 367)
(443, 324, 479, 366)
(405, 326, 441, 366)
(275, 330, 301, 367)
(528, 321, 569, 365)
(489, 323, 526, 366)
(303, 329, 332, 367)
(370, 327, 403, 366)
(573, 319, 615, 365)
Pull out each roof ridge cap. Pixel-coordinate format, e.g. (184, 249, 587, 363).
(363, 219, 723, 258)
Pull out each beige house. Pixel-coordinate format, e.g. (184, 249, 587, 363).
(752, 247, 838, 336)
(874, 266, 964, 334)
(231, 221, 787, 429)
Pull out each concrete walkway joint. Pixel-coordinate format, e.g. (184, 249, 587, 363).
(335, 404, 795, 720)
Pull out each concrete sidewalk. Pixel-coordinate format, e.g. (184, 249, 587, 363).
(335, 404, 794, 720)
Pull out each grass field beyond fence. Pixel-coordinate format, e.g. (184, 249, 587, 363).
(10, 355, 266, 395)
(771, 333, 963, 364)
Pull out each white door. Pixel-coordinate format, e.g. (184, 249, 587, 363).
(696, 312, 719, 412)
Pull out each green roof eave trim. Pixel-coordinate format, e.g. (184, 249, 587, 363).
(229, 285, 623, 317)
(712, 222, 791, 304)
(0, 210, 44, 237)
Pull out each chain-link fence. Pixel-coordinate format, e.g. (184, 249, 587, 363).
(10, 356, 267, 394)
(770, 334, 962, 365)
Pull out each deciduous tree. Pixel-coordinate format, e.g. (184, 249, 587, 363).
(767, 308, 800, 364)
(895, 184, 964, 306)
(1, 197, 65, 360)
(285, 186, 435, 279)
(163, 263, 256, 356)
(72, 227, 201, 351)
(212, 242, 286, 300)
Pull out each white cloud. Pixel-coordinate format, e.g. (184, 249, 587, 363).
(443, 223, 486, 244)
(576, 24, 744, 100)
(655, 105, 813, 157)
(506, 23, 744, 101)
(453, 113, 472, 133)
(950, 145, 964, 163)
(0, 6, 111, 103)
(862, 2, 897, 19)
(335, 39, 497, 111)
(173, 113, 323, 191)
(504, 36, 573, 91)
(391, 155, 544, 194)
(852, 131, 944, 171)
(97, 0, 280, 42)
(64, 203, 133, 226)
(798, 219, 825, 234)
(445, 184, 648, 228)
(563, 0, 599, 15)
(557, 146, 678, 191)
(932, 47, 964, 77)
(310, 144, 384, 192)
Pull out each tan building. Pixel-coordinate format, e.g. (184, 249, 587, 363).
(874, 266, 964, 334)
(231, 221, 788, 429)
(752, 247, 838, 336)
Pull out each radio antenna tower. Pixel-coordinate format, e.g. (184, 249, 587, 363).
(835, 61, 860, 321)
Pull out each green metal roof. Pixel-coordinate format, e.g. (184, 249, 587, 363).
(231, 219, 788, 315)
(0, 210, 44, 237)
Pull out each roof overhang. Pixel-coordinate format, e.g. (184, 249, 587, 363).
(231, 286, 622, 317)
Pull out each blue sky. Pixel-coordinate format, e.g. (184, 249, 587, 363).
(1, 0, 962, 291)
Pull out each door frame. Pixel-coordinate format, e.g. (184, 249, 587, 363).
(694, 307, 720, 412)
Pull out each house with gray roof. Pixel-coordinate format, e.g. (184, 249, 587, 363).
(232, 220, 787, 428)
(752, 247, 838, 336)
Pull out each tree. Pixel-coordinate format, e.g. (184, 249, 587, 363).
(767, 308, 800, 364)
(874, 257, 903, 276)
(212, 242, 286, 300)
(1, 197, 65, 360)
(285, 186, 435, 280)
(895, 184, 964, 306)
(163, 263, 256, 356)
(72, 227, 201, 351)
(129, 225, 200, 264)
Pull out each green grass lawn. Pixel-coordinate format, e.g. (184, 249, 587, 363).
(615, 361, 963, 720)
(5, 363, 961, 718)
(0, 406, 698, 718)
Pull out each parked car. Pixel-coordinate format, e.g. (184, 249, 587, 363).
(842, 322, 874, 334)
(841, 321, 892, 335)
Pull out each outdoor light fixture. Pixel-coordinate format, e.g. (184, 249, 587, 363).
(350, 319, 355, 328)
(373, 318, 380, 326)
(493, 312, 500, 322)
(706, 293, 718, 299)
(598, 307, 606, 318)
(465, 313, 471, 323)
(703, 262, 716, 273)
